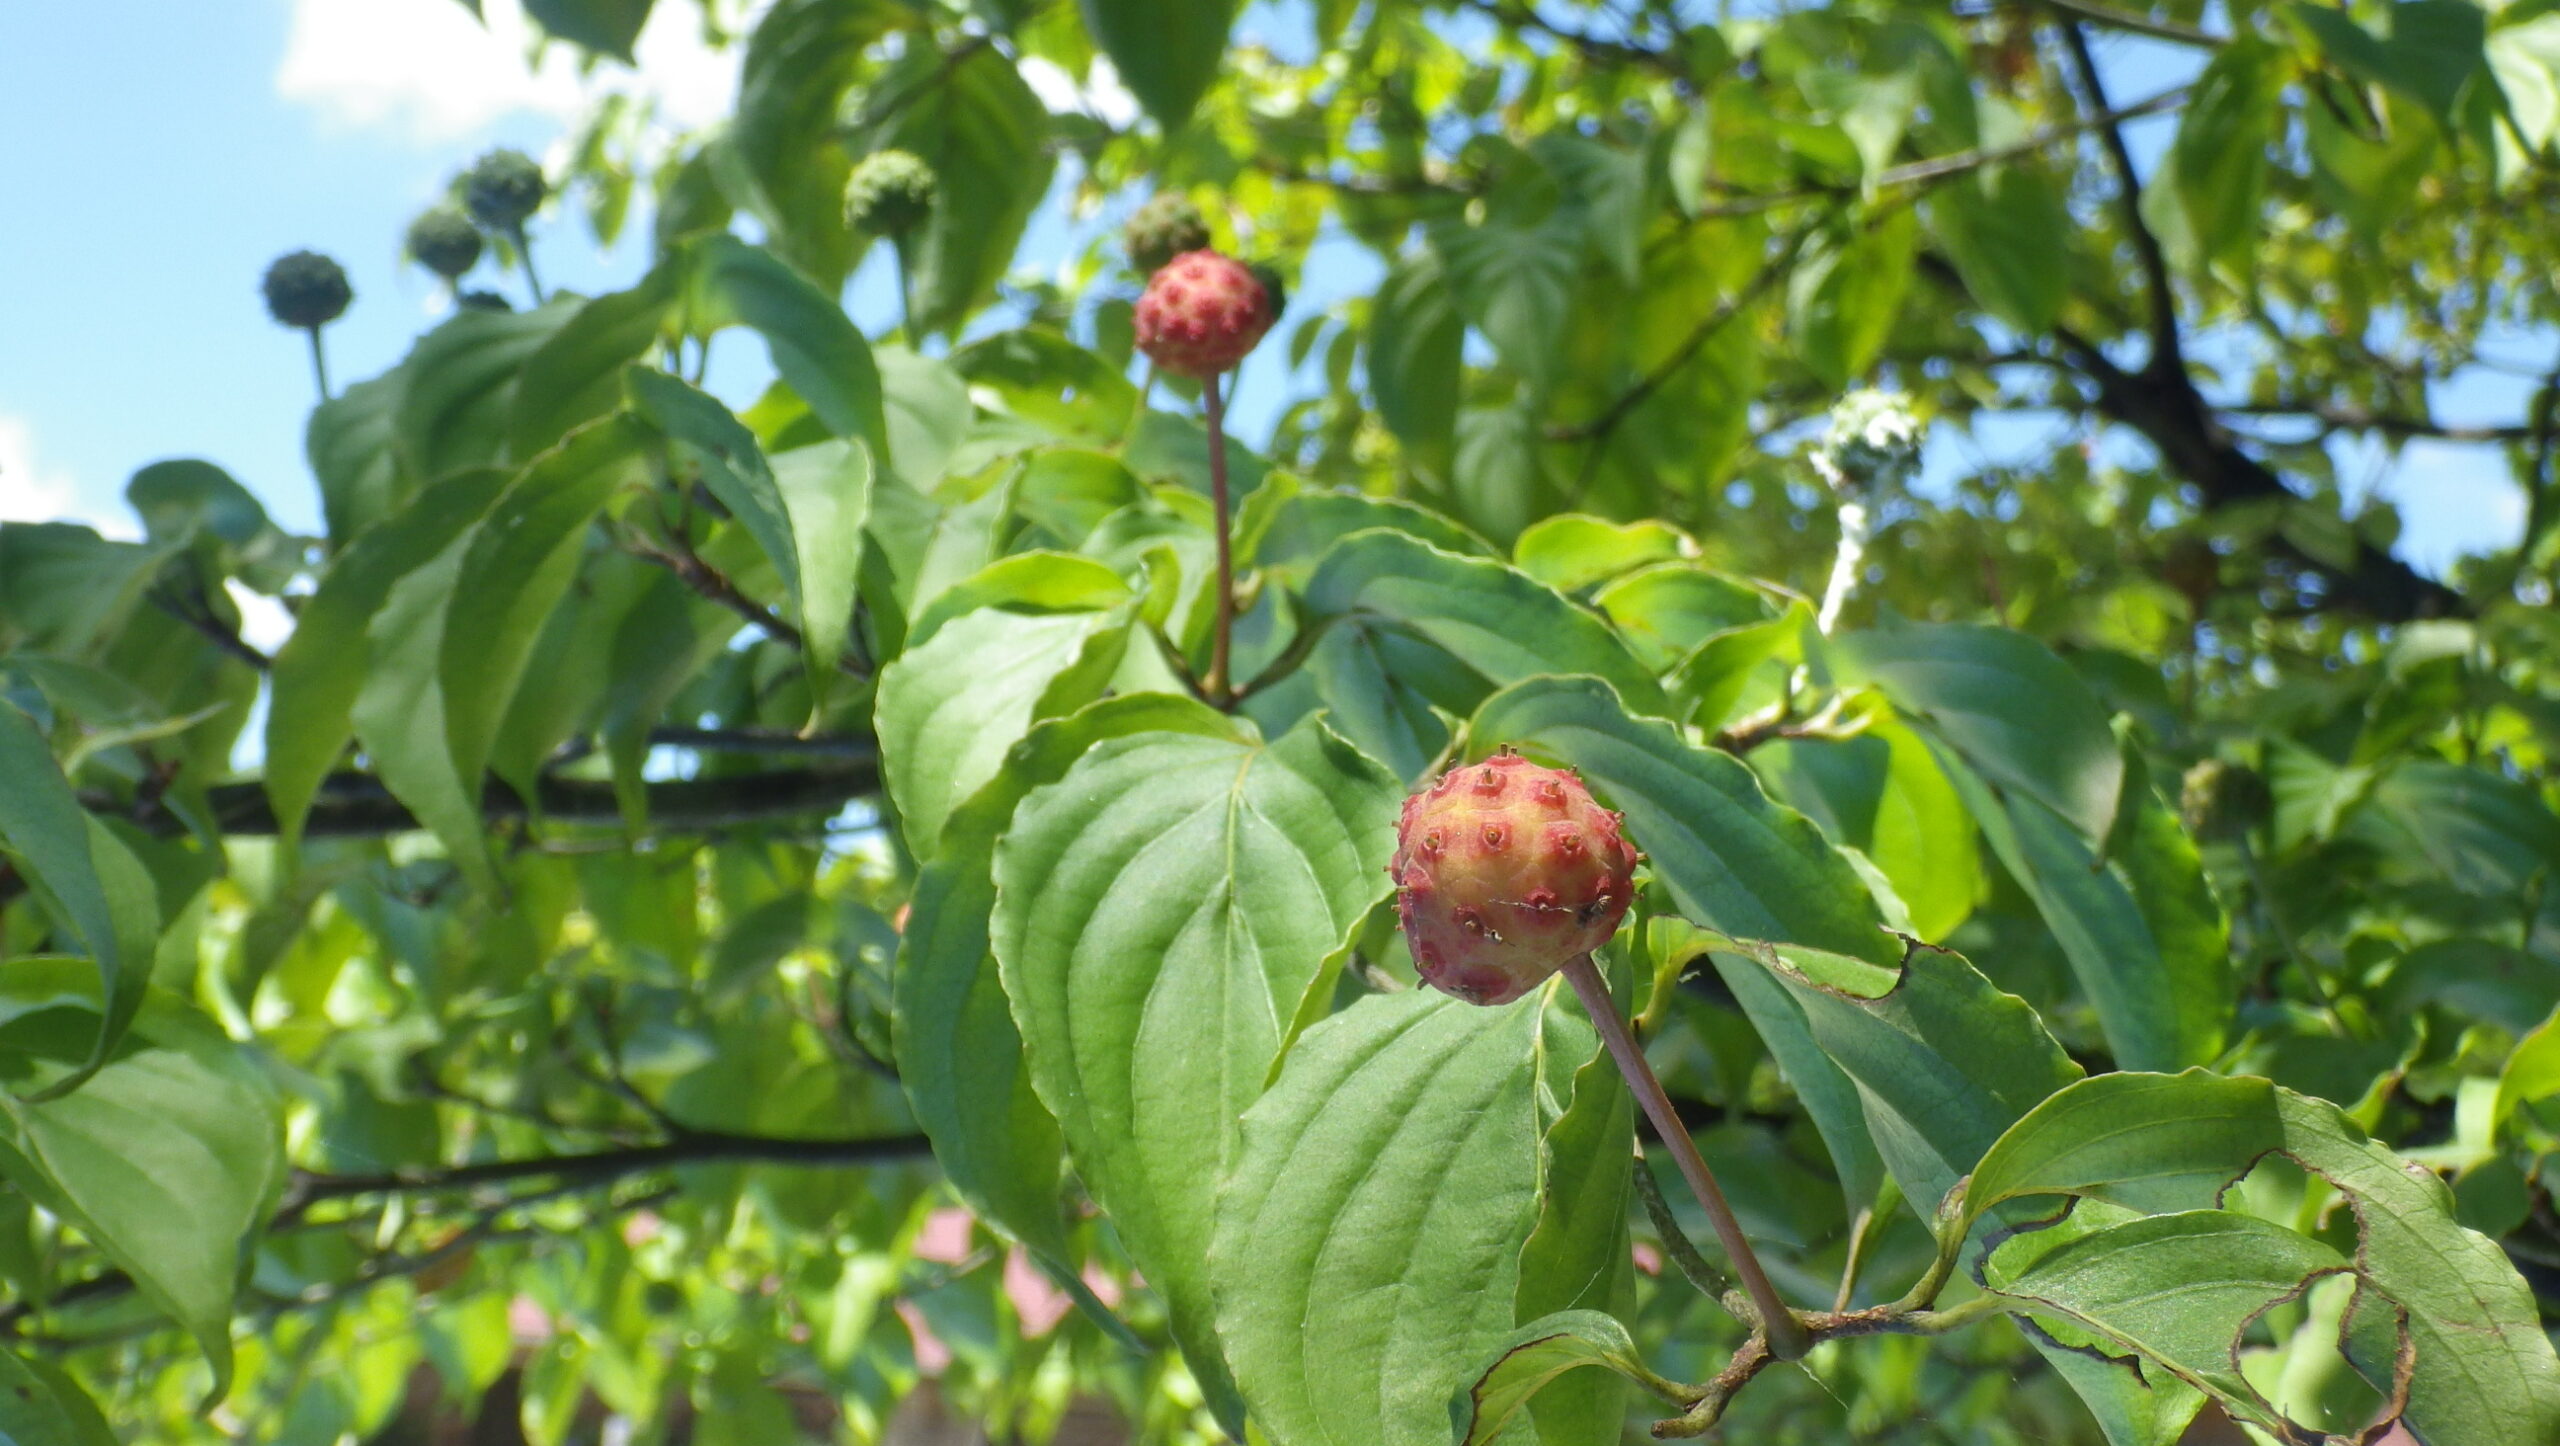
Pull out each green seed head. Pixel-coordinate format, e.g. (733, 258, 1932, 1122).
(406, 206, 484, 282)
(463, 147, 548, 232)
(261, 250, 352, 329)
(1122, 192, 1213, 274)
(843, 149, 938, 237)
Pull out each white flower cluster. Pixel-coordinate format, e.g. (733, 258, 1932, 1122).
(1815, 389, 1924, 493)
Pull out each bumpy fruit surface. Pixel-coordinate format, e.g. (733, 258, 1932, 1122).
(406, 206, 484, 281)
(1122, 192, 1212, 273)
(1392, 752, 1642, 1005)
(2180, 758, 2271, 842)
(261, 251, 352, 329)
(843, 149, 937, 237)
(1133, 250, 1275, 378)
(464, 147, 548, 232)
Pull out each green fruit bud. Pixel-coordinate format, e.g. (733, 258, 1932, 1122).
(463, 147, 548, 232)
(1122, 192, 1213, 274)
(2180, 758, 2272, 843)
(843, 149, 937, 237)
(406, 206, 484, 282)
(457, 289, 514, 313)
(261, 250, 352, 329)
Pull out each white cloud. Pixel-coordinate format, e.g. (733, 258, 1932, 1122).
(0, 415, 131, 538)
(276, 0, 741, 145)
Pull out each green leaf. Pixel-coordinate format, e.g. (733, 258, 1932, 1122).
(1592, 563, 1772, 672)
(265, 468, 509, 847)
(2146, 38, 2284, 274)
(1956, 1071, 2286, 1243)
(1512, 515, 1688, 594)
(1667, 602, 1810, 733)
(1754, 719, 1981, 941)
(1077, 0, 1235, 130)
(440, 417, 649, 819)
(0, 1350, 116, 1446)
(2288, 1, 2483, 130)
(1254, 488, 1493, 588)
(695, 236, 890, 457)
(994, 719, 1403, 1425)
(1785, 208, 1915, 389)
(0, 706, 155, 1091)
(905, 550, 1131, 649)
(1434, 212, 1580, 393)
(2497, 1004, 2560, 1134)
(506, 262, 679, 458)
(869, 46, 1054, 333)
(727, 0, 918, 287)
(1928, 162, 2070, 332)
(1451, 1310, 1689, 1446)
(874, 605, 1131, 859)
(1367, 252, 1465, 476)
(1953, 1072, 2560, 1445)
(1987, 1210, 2348, 1430)
(2362, 759, 2560, 899)
(1211, 990, 1572, 1446)
(1307, 619, 1457, 784)
(1305, 532, 1667, 718)
(350, 509, 498, 891)
(949, 329, 1139, 447)
(524, 0, 653, 59)
(1831, 622, 2126, 845)
(1513, 992, 1637, 1446)
(1947, 756, 2231, 1072)
(306, 370, 413, 546)
(894, 695, 1237, 1309)
(0, 1002, 283, 1403)
(627, 369, 869, 693)
(395, 302, 580, 481)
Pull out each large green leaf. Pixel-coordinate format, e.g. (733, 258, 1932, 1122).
(506, 262, 680, 458)
(264, 468, 508, 846)
(350, 513, 495, 890)
(0, 706, 156, 1090)
(394, 302, 580, 481)
(306, 370, 412, 546)
(0, 1000, 283, 1402)
(993, 719, 1403, 1425)
(1367, 251, 1465, 476)
(1927, 161, 2070, 332)
(1785, 208, 1915, 389)
(1986, 1210, 2348, 1432)
(1078, 0, 1236, 130)
(439, 417, 649, 818)
(893, 695, 1239, 1288)
(727, 0, 918, 287)
(874, 605, 1131, 859)
(948, 329, 1138, 447)
(1952, 1071, 2560, 1445)
(695, 236, 890, 457)
(2144, 37, 2283, 274)
(869, 46, 1054, 333)
(1212, 989, 1593, 1446)
(1434, 212, 1580, 393)
(1946, 754, 2231, 1072)
(1305, 532, 1666, 717)
(1831, 622, 2125, 844)
(1753, 719, 1981, 942)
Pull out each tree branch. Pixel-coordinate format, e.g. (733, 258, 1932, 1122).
(2220, 402, 2536, 444)
(283, 1129, 932, 1211)
(2041, 0, 2223, 47)
(106, 761, 879, 839)
(1452, 0, 1684, 77)
(2057, 19, 2183, 379)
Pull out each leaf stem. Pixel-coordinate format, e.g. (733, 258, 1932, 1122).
(512, 223, 547, 305)
(1559, 953, 1810, 1360)
(1203, 371, 1236, 706)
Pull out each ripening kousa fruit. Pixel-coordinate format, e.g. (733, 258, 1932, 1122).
(1391, 751, 1642, 1005)
(1133, 249, 1275, 378)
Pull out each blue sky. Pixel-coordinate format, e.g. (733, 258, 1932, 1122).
(0, 1, 2524, 611)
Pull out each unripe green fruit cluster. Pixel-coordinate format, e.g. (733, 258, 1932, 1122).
(1122, 192, 1212, 273)
(406, 206, 484, 281)
(261, 250, 352, 329)
(2180, 758, 2272, 842)
(844, 149, 938, 237)
(464, 147, 548, 233)
(1392, 752, 1642, 1006)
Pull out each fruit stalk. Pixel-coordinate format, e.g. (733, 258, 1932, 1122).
(1203, 372, 1235, 705)
(1559, 952, 1809, 1360)
(305, 326, 333, 402)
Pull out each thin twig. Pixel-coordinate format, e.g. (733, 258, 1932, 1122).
(2058, 19, 2182, 379)
(1203, 372, 1237, 705)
